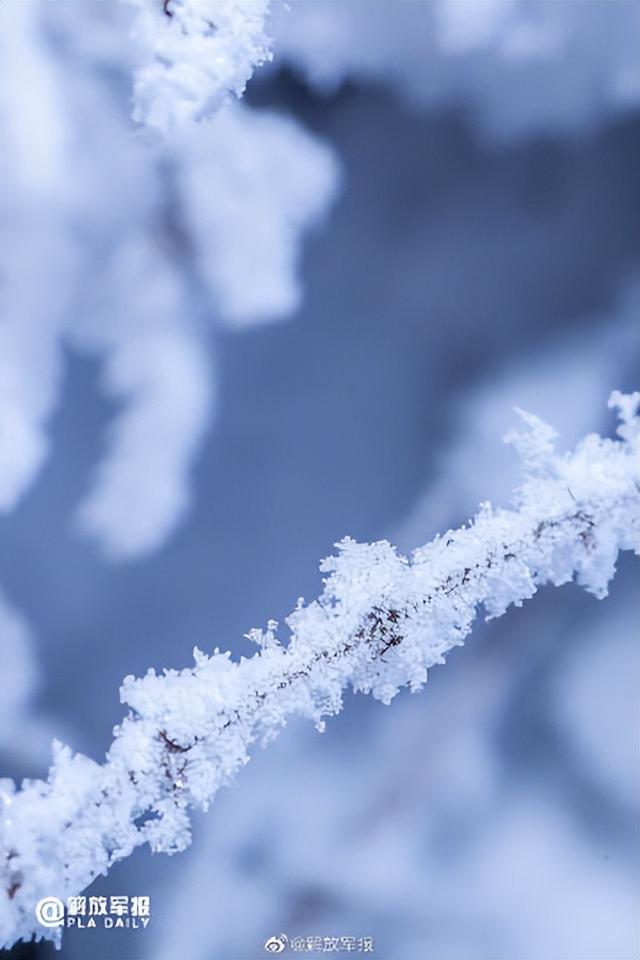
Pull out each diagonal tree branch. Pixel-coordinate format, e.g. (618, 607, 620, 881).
(1, 392, 638, 949)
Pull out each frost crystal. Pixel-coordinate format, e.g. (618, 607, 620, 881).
(129, 0, 273, 132)
(1, 396, 638, 949)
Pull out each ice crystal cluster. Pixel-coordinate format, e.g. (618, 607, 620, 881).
(129, 0, 272, 132)
(1, 395, 638, 949)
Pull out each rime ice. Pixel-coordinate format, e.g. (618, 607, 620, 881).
(1, 395, 638, 949)
(129, 0, 272, 132)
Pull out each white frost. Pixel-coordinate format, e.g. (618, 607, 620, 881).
(128, 0, 272, 132)
(1, 396, 638, 949)
(0, 2, 338, 558)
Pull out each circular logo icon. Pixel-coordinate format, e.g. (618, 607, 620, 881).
(264, 933, 288, 953)
(35, 896, 65, 927)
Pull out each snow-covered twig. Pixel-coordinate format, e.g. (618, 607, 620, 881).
(1, 392, 638, 949)
(128, 0, 272, 132)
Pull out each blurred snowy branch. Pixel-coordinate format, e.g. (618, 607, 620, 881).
(271, 0, 637, 138)
(2, 394, 638, 950)
(1, 0, 634, 562)
(0, 0, 338, 558)
(0, 596, 39, 758)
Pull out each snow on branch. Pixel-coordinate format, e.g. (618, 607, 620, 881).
(0, 0, 338, 558)
(2, 393, 638, 949)
(128, 0, 272, 132)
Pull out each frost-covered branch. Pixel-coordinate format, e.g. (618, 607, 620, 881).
(128, 0, 272, 132)
(2, 393, 638, 949)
